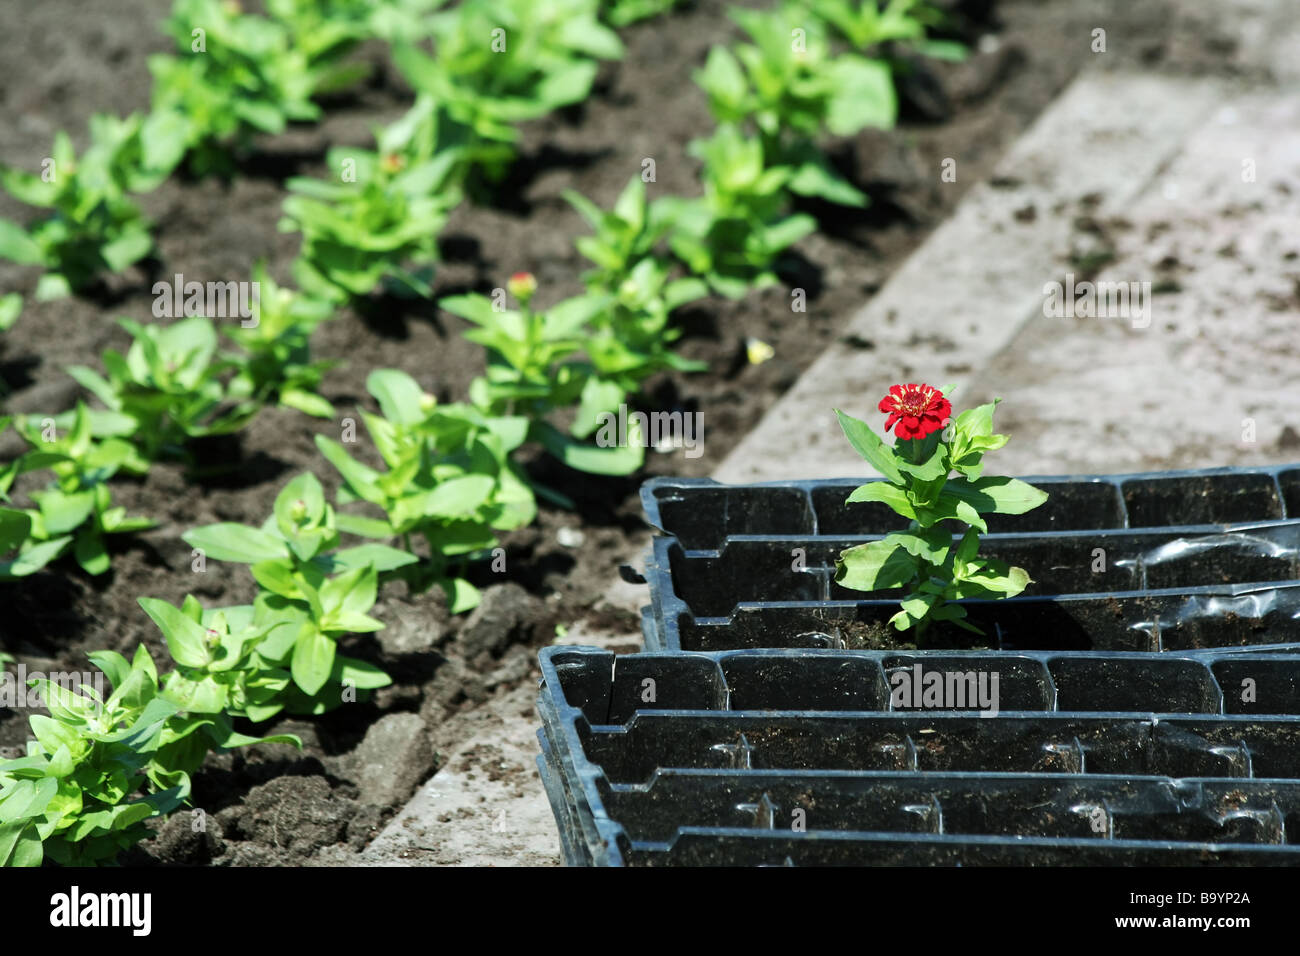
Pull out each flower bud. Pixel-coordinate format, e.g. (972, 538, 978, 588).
(290, 498, 308, 522)
(507, 271, 537, 304)
(379, 153, 405, 175)
(206, 627, 221, 647)
(419, 392, 436, 413)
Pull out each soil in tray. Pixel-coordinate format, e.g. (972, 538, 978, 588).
(0, 0, 1175, 864)
(835, 618, 992, 651)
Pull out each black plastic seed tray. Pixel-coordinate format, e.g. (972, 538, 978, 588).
(653, 522, 1300, 614)
(647, 579, 1300, 653)
(641, 465, 1300, 551)
(638, 467, 1300, 653)
(536, 646, 1300, 866)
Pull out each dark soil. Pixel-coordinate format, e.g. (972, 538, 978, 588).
(837, 618, 992, 652)
(0, 0, 1178, 864)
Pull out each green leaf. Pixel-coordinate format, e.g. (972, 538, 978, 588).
(441, 577, 481, 614)
(944, 476, 1049, 516)
(333, 513, 395, 539)
(250, 560, 300, 600)
(788, 160, 867, 208)
(100, 231, 152, 272)
(953, 400, 999, 440)
(0, 219, 43, 266)
(330, 544, 417, 574)
(320, 565, 377, 618)
(0, 293, 21, 331)
(29, 716, 84, 762)
(334, 655, 391, 690)
(73, 529, 110, 575)
(845, 481, 915, 519)
(315, 436, 385, 506)
(86, 650, 132, 693)
(834, 538, 917, 591)
(887, 527, 952, 565)
(960, 561, 1032, 598)
(291, 624, 335, 696)
(921, 493, 988, 532)
(896, 449, 948, 482)
(35, 273, 71, 301)
(367, 369, 426, 425)
(425, 474, 495, 518)
(534, 421, 644, 476)
(37, 488, 95, 535)
(163, 673, 228, 713)
(833, 409, 903, 484)
(183, 523, 289, 564)
(279, 387, 334, 418)
(139, 597, 212, 669)
(274, 472, 326, 531)
(0, 508, 32, 550)
(955, 528, 980, 566)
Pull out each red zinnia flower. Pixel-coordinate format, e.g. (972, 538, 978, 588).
(878, 383, 951, 441)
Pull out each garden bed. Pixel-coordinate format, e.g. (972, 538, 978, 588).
(0, 0, 1179, 865)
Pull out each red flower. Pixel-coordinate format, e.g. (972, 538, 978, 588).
(878, 383, 951, 441)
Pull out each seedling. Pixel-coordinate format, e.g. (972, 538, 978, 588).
(2, 405, 154, 576)
(0, 645, 295, 867)
(575, 258, 708, 439)
(66, 316, 260, 463)
(146, 0, 334, 177)
(659, 125, 816, 298)
(279, 97, 462, 301)
(442, 281, 647, 476)
(315, 369, 537, 611)
(564, 177, 678, 294)
(833, 384, 1048, 641)
(0, 116, 158, 300)
(183, 472, 414, 705)
(392, 0, 622, 181)
(810, 0, 967, 61)
(601, 0, 684, 26)
(223, 264, 338, 419)
(695, 7, 895, 207)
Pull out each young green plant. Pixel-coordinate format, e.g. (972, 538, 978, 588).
(0, 645, 295, 866)
(442, 277, 647, 477)
(833, 384, 1048, 642)
(279, 97, 462, 302)
(695, 6, 895, 208)
(392, 0, 622, 183)
(222, 264, 338, 419)
(66, 315, 261, 464)
(182, 472, 414, 709)
(315, 369, 536, 611)
(0, 115, 160, 300)
(659, 125, 816, 298)
(1, 405, 154, 576)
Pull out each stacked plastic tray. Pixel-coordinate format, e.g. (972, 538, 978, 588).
(537, 465, 1300, 865)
